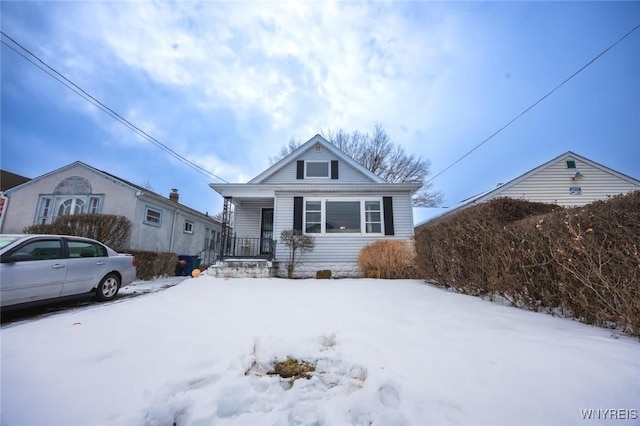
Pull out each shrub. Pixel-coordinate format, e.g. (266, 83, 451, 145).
(24, 214, 131, 250)
(124, 250, 177, 280)
(357, 240, 418, 279)
(280, 230, 315, 278)
(414, 192, 640, 337)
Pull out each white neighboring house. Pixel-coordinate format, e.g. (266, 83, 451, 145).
(210, 134, 422, 278)
(0, 161, 223, 262)
(418, 151, 640, 226)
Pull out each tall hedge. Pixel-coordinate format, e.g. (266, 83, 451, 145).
(415, 193, 640, 337)
(24, 214, 131, 250)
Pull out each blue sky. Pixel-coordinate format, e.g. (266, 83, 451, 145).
(2, 1, 639, 223)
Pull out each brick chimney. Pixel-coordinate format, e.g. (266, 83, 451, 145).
(169, 188, 179, 203)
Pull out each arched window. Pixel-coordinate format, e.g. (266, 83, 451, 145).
(58, 198, 86, 216)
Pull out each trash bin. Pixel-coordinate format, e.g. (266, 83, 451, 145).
(194, 258, 202, 270)
(177, 255, 198, 276)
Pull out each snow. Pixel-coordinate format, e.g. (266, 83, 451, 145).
(2, 275, 638, 425)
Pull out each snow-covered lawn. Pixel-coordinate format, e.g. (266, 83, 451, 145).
(1, 275, 638, 425)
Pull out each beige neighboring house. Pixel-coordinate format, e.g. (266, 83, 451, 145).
(1, 161, 223, 263)
(418, 151, 640, 226)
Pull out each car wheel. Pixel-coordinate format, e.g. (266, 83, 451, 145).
(96, 273, 121, 301)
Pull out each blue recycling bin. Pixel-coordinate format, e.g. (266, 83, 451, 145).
(177, 255, 198, 276)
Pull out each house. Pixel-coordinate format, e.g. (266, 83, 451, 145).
(417, 151, 640, 226)
(0, 170, 31, 229)
(209, 134, 421, 278)
(0, 161, 223, 264)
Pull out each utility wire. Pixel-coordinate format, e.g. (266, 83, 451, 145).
(0, 31, 229, 184)
(426, 22, 640, 185)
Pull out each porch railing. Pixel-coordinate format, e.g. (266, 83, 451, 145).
(219, 235, 276, 260)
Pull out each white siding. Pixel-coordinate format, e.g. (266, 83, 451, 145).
(262, 147, 374, 184)
(233, 200, 273, 238)
(497, 156, 640, 206)
(272, 191, 414, 274)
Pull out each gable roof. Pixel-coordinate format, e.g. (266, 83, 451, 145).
(416, 151, 640, 227)
(1, 170, 31, 191)
(5, 161, 220, 224)
(249, 134, 385, 184)
(472, 151, 640, 205)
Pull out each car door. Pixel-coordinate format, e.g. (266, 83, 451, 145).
(0, 237, 67, 307)
(61, 238, 110, 296)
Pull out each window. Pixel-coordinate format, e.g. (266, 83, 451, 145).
(303, 199, 383, 235)
(184, 221, 194, 234)
(144, 207, 162, 226)
(326, 201, 360, 233)
(15, 239, 62, 261)
(88, 197, 101, 214)
(566, 160, 576, 169)
(306, 161, 329, 178)
(36, 197, 53, 225)
(365, 201, 382, 233)
(68, 240, 107, 258)
(58, 198, 85, 216)
(34, 195, 104, 225)
(305, 201, 322, 233)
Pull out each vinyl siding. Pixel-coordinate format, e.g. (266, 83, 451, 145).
(497, 157, 640, 206)
(273, 191, 414, 264)
(262, 148, 374, 184)
(233, 200, 273, 238)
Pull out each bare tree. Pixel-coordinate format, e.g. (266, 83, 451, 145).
(271, 124, 443, 207)
(280, 230, 315, 278)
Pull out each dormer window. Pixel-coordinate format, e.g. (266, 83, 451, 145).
(305, 161, 330, 178)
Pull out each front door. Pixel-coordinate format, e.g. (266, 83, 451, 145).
(260, 208, 274, 255)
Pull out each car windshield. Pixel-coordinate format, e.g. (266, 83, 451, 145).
(0, 236, 20, 250)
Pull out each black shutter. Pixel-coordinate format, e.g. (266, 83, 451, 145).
(383, 197, 394, 236)
(331, 160, 338, 179)
(293, 197, 303, 231)
(296, 161, 304, 180)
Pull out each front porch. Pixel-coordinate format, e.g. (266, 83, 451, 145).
(207, 234, 280, 278)
(219, 235, 276, 261)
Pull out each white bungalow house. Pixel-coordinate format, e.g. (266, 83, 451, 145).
(417, 151, 640, 226)
(209, 134, 421, 278)
(0, 161, 223, 264)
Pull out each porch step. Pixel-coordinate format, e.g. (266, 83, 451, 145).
(207, 259, 279, 278)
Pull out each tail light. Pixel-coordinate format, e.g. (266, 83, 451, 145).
(132, 256, 137, 267)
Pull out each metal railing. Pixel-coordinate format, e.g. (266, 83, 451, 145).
(219, 235, 276, 260)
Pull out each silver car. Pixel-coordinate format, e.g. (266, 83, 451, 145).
(0, 234, 136, 308)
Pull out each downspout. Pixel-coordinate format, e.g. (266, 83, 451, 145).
(170, 208, 179, 253)
(0, 192, 8, 233)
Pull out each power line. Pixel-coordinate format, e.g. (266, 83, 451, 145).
(426, 22, 640, 185)
(0, 31, 229, 184)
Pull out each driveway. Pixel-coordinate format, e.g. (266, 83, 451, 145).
(1, 276, 187, 325)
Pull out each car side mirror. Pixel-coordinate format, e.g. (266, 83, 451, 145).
(1, 253, 35, 263)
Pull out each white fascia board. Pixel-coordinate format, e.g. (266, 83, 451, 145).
(210, 182, 420, 197)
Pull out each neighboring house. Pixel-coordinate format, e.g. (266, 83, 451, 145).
(0, 170, 32, 230)
(210, 134, 421, 278)
(418, 151, 640, 226)
(1, 161, 223, 263)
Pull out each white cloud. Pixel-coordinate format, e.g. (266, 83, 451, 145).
(49, 2, 466, 150)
